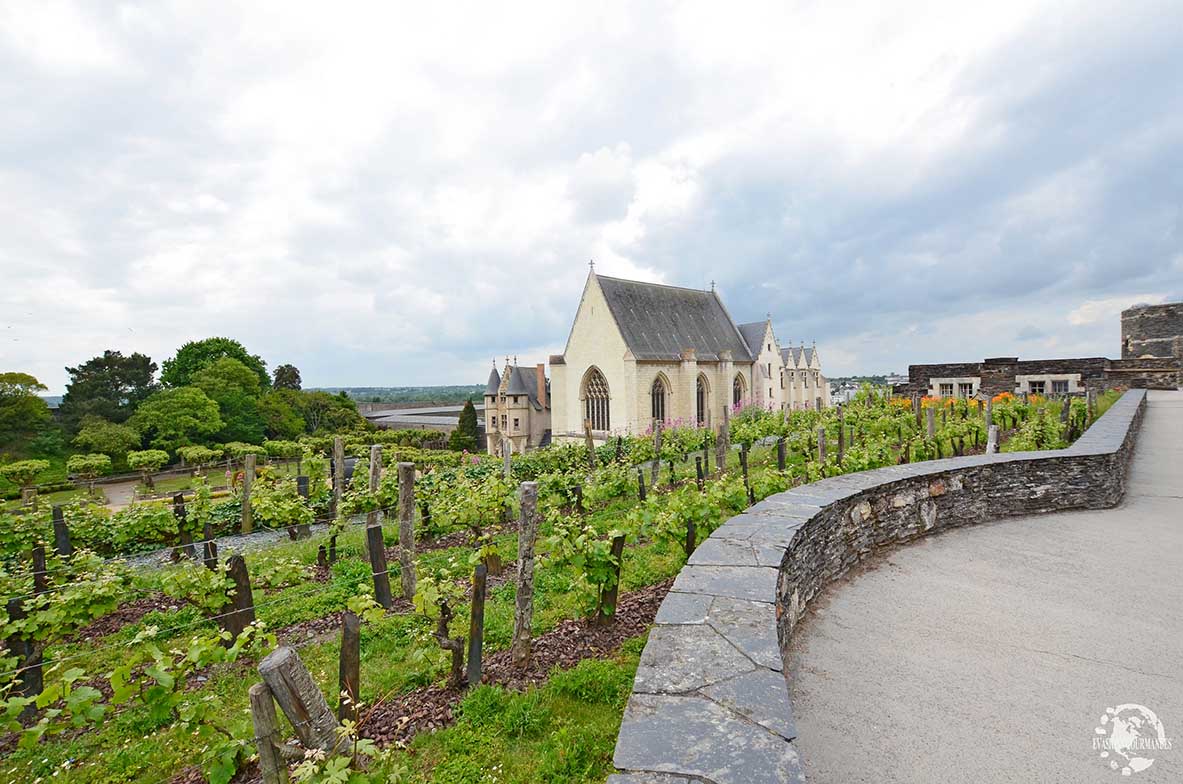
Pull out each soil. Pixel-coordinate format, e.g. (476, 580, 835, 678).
(66, 592, 178, 643)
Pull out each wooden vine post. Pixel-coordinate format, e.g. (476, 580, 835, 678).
(397, 462, 416, 600)
(776, 437, 786, 471)
(466, 563, 488, 687)
(583, 420, 598, 469)
(651, 421, 663, 486)
(202, 522, 218, 571)
(511, 481, 539, 667)
(912, 393, 922, 427)
(337, 610, 361, 723)
(636, 469, 647, 501)
(32, 545, 48, 596)
(249, 682, 290, 784)
(695, 456, 705, 491)
(739, 445, 755, 506)
(222, 554, 256, 643)
(51, 505, 72, 558)
(926, 406, 936, 441)
(837, 404, 845, 463)
(241, 453, 256, 534)
(331, 436, 345, 520)
(258, 646, 341, 753)
(5, 597, 42, 720)
(294, 476, 311, 539)
(817, 427, 827, 464)
(719, 404, 731, 469)
(986, 424, 1000, 454)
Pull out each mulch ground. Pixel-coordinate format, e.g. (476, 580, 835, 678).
(66, 592, 178, 643)
(360, 578, 672, 747)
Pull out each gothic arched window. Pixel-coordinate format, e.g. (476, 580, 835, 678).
(583, 368, 610, 431)
(733, 373, 746, 407)
(696, 375, 708, 425)
(650, 376, 667, 424)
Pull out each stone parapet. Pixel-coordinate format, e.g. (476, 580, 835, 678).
(610, 389, 1146, 784)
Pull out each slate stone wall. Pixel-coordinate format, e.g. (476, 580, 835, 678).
(1122, 302, 1183, 360)
(609, 389, 1146, 784)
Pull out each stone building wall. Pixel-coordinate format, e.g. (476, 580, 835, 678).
(1122, 302, 1183, 360)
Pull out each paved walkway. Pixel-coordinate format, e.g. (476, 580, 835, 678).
(786, 390, 1183, 783)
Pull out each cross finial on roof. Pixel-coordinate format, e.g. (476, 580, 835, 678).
(710, 279, 716, 291)
(589, 259, 595, 271)
(513, 354, 518, 365)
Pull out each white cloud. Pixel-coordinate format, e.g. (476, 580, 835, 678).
(1, 0, 1180, 391)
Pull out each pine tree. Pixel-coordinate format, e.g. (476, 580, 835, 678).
(449, 399, 480, 451)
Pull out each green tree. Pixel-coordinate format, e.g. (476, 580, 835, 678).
(128, 388, 223, 452)
(160, 337, 268, 389)
(0, 372, 53, 455)
(73, 417, 142, 461)
(449, 399, 480, 451)
(258, 390, 306, 439)
(192, 358, 266, 443)
(0, 458, 51, 496)
(272, 364, 302, 390)
(66, 453, 113, 496)
(57, 351, 158, 433)
(177, 445, 223, 473)
(127, 449, 171, 490)
(301, 391, 366, 433)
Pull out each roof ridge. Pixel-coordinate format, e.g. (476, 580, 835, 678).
(594, 273, 713, 295)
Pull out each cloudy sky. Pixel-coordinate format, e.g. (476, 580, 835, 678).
(3, 1, 1181, 393)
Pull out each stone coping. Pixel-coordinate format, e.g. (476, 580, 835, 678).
(609, 389, 1147, 784)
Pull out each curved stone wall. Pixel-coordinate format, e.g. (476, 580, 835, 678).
(609, 389, 1146, 784)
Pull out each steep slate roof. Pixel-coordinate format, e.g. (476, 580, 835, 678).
(485, 367, 501, 395)
(596, 275, 754, 362)
(803, 347, 815, 366)
(504, 365, 546, 411)
(736, 321, 768, 358)
(782, 346, 804, 367)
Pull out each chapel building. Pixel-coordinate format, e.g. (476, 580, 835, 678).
(548, 272, 829, 442)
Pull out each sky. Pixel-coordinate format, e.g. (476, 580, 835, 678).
(2, 1, 1181, 394)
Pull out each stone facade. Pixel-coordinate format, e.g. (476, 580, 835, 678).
(907, 355, 1179, 397)
(483, 360, 551, 455)
(550, 273, 830, 442)
(1122, 302, 1183, 360)
(610, 389, 1146, 784)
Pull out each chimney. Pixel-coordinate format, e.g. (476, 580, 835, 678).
(536, 363, 547, 409)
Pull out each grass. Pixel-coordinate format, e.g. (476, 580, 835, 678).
(0, 482, 692, 784)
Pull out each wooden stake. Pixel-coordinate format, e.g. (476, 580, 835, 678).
(367, 524, 392, 610)
(986, 424, 1000, 454)
(6, 597, 42, 719)
(31, 545, 47, 596)
(397, 462, 416, 600)
(203, 522, 218, 571)
(926, 406, 936, 440)
(337, 611, 361, 723)
(317, 545, 328, 569)
(636, 469, 647, 501)
(240, 454, 256, 534)
(837, 404, 845, 463)
(249, 683, 290, 784)
(512, 482, 539, 668)
(223, 554, 255, 642)
(650, 421, 662, 486)
(776, 438, 786, 471)
(175, 494, 197, 559)
(331, 437, 345, 519)
(817, 427, 827, 463)
(466, 564, 487, 687)
(51, 505, 72, 558)
(695, 456, 704, 491)
(583, 420, 597, 469)
(258, 646, 340, 753)
(295, 476, 311, 539)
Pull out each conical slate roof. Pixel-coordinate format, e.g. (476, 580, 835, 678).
(485, 367, 501, 395)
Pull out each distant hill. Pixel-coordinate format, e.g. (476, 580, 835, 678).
(312, 386, 485, 405)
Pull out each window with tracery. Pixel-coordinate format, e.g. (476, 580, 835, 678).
(651, 377, 666, 423)
(583, 368, 610, 431)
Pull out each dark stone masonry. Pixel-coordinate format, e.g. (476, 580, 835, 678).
(609, 389, 1146, 784)
(1122, 301, 1183, 360)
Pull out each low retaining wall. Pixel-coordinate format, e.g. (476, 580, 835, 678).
(609, 389, 1146, 784)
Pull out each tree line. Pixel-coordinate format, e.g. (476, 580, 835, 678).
(0, 338, 367, 490)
